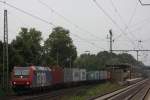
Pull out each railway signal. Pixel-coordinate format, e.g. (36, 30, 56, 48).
(107, 29, 114, 53)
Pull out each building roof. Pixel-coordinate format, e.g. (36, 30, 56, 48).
(106, 64, 131, 69)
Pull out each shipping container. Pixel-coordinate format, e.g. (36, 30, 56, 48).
(31, 66, 52, 88)
(103, 71, 108, 80)
(99, 71, 104, 80)
(64, 68, 72, 82)
(63, 68, 81, 83)
(72, 68, 80, 82)
(80, 69, 86, 81)
(95, 71, 100, 80)
(107, 71, 111, 80)
(51, 66, 64, 85)
(87, 71, 95, 80)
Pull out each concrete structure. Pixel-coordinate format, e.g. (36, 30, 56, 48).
(106, 64, 132, 82)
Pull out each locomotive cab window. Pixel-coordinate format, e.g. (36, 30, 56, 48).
(15, 70, 29, 75)
(14, 67, 30, 77)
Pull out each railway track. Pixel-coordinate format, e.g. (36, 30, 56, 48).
(94, 79, 150, 100)
(7, 88, 71, 100)
(7, 89, 68, 100)
(7, 79, 148, 100)
(8, 84, 96, 100)
(25, 79, 148, 100)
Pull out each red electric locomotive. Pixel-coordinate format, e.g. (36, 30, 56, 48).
(11, 66, 52, 90)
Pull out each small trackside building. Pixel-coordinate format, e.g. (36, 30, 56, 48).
(106, 64, 132, 82)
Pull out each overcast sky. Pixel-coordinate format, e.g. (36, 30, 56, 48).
(0, 0, 150, 65)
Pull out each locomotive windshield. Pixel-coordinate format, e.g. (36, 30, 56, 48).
(14, 67, 30, 76)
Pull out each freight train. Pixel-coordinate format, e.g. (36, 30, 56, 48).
(11, 66, 111, 93)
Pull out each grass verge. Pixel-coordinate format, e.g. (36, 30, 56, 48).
(61, 82, 124, 100)
(0, 88, 5, 96)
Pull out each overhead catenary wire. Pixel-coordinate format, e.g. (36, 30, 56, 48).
(0, 0, 106, 50)
(70, 32, 106, 50)
(93, 0, 136, 46)
(109, 0, 135, 40)
(138, 0, 150, 57)
(129, 17, 150, 33)
(109, 0, 126, 28)
(0, 1, 55, 27)
(126, 1, 139, 28)
(9, 11, 29, 27)
(109, 0, 138, 41)
(138, 0, 150, 6)
(36, 0, 106, 41)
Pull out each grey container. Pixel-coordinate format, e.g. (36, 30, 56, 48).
(64, 68, 73, 83)
(103, 71, 108, 80)
(80, 69, 86, 81)
(94, 71, 100, 80)
(100, 70, 105, 80)
(64, 68, 81, 83)
(72, 68, 80, 82)
(87, 71, 96, 80)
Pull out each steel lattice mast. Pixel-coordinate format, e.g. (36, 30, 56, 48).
(3, 9, 9, 91)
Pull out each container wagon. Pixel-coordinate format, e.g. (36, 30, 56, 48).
(51, 66, 63, 85)
(11, 66, 110, 93)
(80, 69, 86, 81)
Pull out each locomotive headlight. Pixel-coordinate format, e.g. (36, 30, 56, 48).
(13, 82, 16, 85)
(26, 82, 30, 85)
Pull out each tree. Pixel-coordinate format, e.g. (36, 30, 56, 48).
(10, 28, 42, 66)
(44, 26, 77, 67)
(75, 51, 143, 70)
(74, 54, 98, 70)
(40, 45, 55, 65)
(118, 53, 137, 64)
